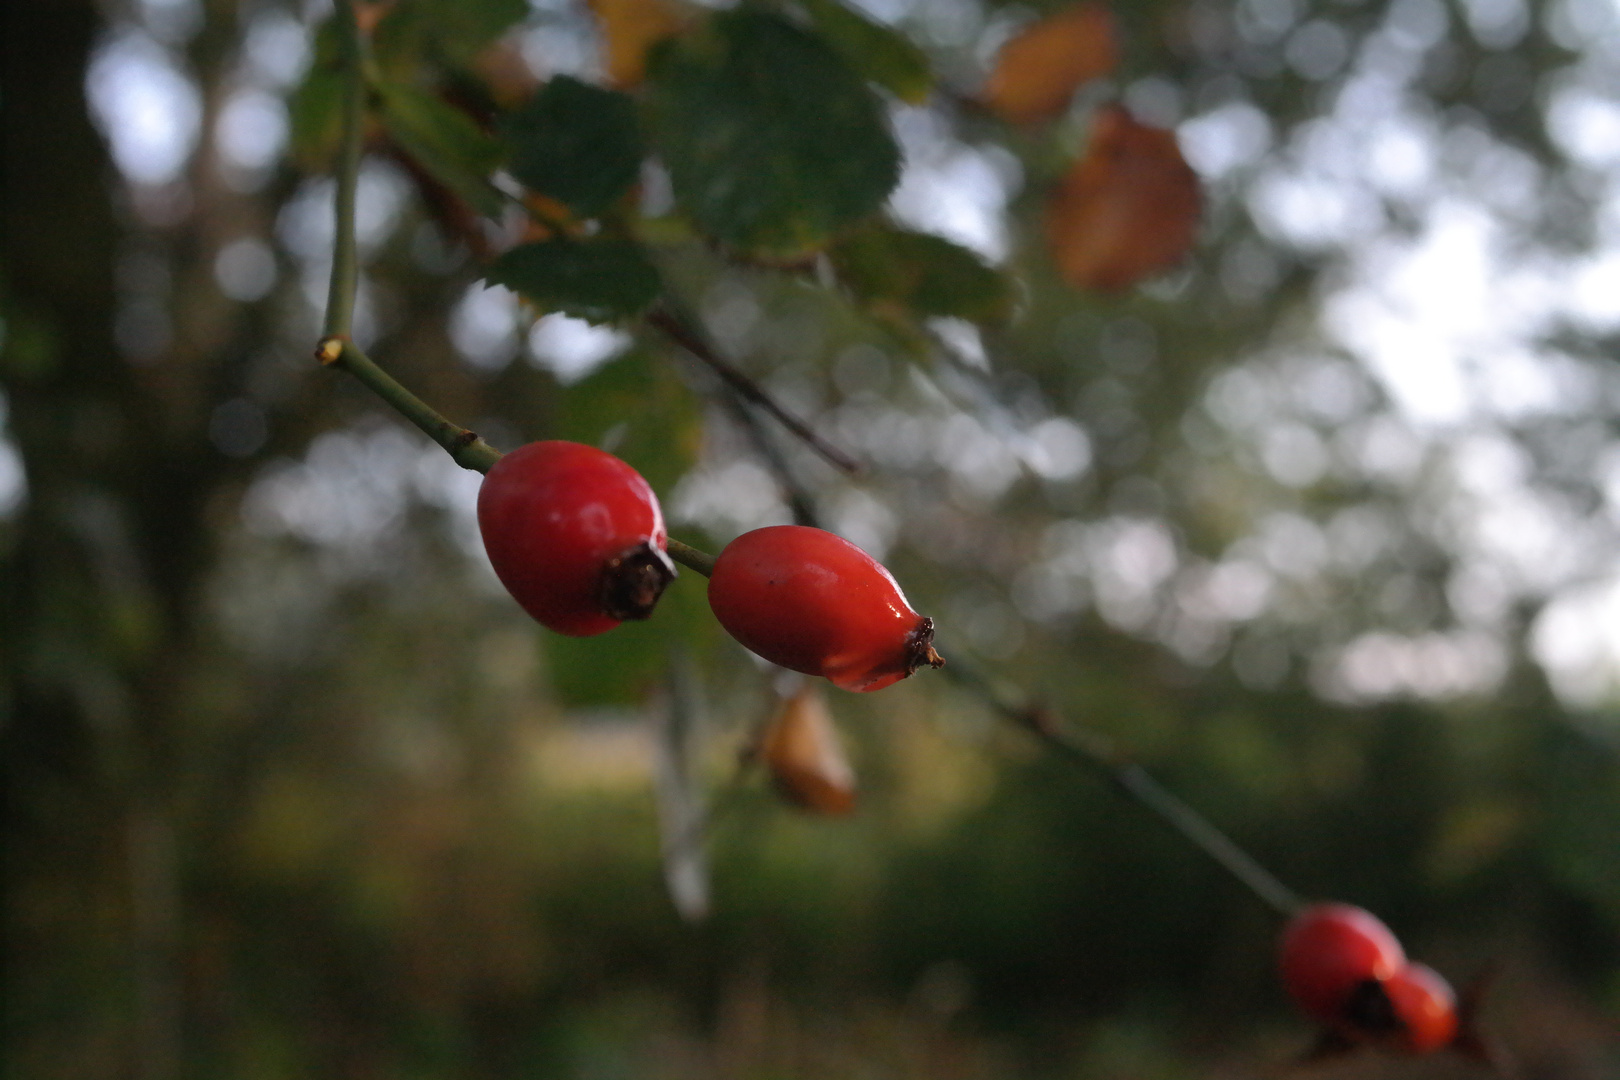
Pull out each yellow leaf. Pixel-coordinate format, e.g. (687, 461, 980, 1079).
(589, 0, 692, 88)
(984, 3, 1116, 125)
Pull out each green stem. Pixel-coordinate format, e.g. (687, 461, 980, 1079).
(647, 306, 861, 476)
(318, 338, 503, 472)
(311, 0, 501, 475)
(667, 538, 715, 577)
(322, 0, 365, 341)
(1107, 760, 1304, 919)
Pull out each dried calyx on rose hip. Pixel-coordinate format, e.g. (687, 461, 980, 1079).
(477, 440, 675, 637)
(706, 525, 944, 692)
(1279, 902, 1477, 1059)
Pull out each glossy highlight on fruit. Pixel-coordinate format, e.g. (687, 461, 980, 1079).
(707, 525, 944, 692)
(477, 440, 674, 637)
(1280, 904, 1406, 1029)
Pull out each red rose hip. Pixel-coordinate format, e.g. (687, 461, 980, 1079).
(1279, 903, 1406, 1030)
(707, 525, 944, 692)
(477, 441, 674, 636)
(1379, 963, 1459, 1054)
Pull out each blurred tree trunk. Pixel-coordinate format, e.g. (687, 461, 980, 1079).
(4, 0, 192, 1075)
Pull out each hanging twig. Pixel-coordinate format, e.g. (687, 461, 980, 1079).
(647, 305, 862, 475)
(717, 391, 820, 527)
(945, 658, 1305, 919)
(654, 649, 712, 922)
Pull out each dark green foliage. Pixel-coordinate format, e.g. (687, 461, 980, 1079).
(375, 80, 505, 217)
(832, 224, 1015, 322)
(371, 0, 529, 69)
(545, 348, 697, 497)
(288, 20, 345, 167)
(798, 0, 933, 104)
(545, 572, 715, 708)
(643, 8, 902, 256)
(504, 77, 644, 218)
(485, 239, 662, 324)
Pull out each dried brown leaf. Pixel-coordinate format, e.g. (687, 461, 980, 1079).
(984, 3, 1116, 125)
(1046, 105, 1201, 292)
(762, 687, 856, 816)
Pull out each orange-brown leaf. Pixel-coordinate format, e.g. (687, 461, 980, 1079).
(355, 0, 393, 36)
(1046, 105, 1201, 292)
(984, 3, 1116, 125)
(589, 0, 692, 88)
(474, 39, 541, 109)
(761, 687, 856, 816)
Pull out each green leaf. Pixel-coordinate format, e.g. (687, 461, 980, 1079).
(485, 239, 662, 324)
(374, 80, 504, 217)
(545, 563, 716, 707)
(423, 0, 529, 62)
(289, 66, 345, 168)
(550, 346, 700, 506)
(371, 0, 528, 71)
(831, 225, 1015, 322)
(504, 77, 644, 218)
(287, 19, 345, 167)
(798, 0, 932, 104)
(644, 8, 901, 257)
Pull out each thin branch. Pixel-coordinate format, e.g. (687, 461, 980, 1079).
(322, 0, 366, 341)
(646, 306, 862, 476)
(667, 538, 715, 577)
(312, 2, 499, 476)
(314, 338, 503, 472)
(946, 658, 1305, 920)
(717, 392, 819, 527)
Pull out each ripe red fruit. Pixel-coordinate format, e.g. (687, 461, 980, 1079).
(1279, 904, 1407, 1030)
(477, 441, 674, 637)
(707, 525, 944, 692)
(1379, 963, 1459, 1054)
